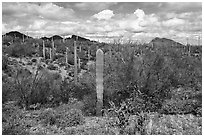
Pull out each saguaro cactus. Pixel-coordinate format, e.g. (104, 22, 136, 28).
(22, 34, 24, 43)
(66, 47, 68, 64)
(51, 40, 55, 60)
(96, 49, 104, 116)
(49, 48, 52, 59)
(88, 47, 91, 61)
(43, 40, 45, 59)
(78, 58, 81, 69)
(74, 41, 78, 84)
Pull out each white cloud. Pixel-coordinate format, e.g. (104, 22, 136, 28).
(74, 2, 117, 11)
(2, 2, 75, 21)
(93, 10, 114, 20)
(162, 17, 185, 27)
(29, 20, 47, 30)
(2, 2, 201, 44)
(134, 9, 145, 20)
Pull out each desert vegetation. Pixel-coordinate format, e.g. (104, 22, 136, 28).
(2, 31, 202, 135)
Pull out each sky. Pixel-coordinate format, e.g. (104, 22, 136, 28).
(2, 2, 202, 44)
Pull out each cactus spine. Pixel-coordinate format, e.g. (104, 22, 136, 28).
(74, 41, 78, 84)
(96, 49, 104, 116)
(43, 40, 45, 59)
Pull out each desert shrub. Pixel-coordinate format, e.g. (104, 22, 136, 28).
(12, 68, 62, 109)
(160, 87, 202, 115)
(2, 102, 30, 135)
(31, 58, 37, 63)
(47, 64, 58, 70)
(56, 108, 85, 128)
(149, 114, 202, 135)
(82, 93, 97, 116)
(2, 80, 15, 104)
(39, 108, 58, 126)
(102, 42, 201, 114)
(2, 54, 9, 71)
(161, 99, 200, 115)
(6, 43, 36, 58)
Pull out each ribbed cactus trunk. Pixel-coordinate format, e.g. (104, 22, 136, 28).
(109, 45, 112, 59)
(52, 40, 55, 60)
(79, 45, 81, 52)
(96, 49, 104, 116)
(43, 40, 45, 59)
(78, 58, 81, 69)
(23, 34, 24, 43)
(49, 48, 52, 59)
(74, 41, 78, 84)
(66, 47, 68, 64)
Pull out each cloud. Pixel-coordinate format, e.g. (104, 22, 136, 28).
(28, 20, 47, 30)
(93, 10, 115, 20)
(162, 17, 185, 27)
(74, 2, 117, 11)
(134, 9, 145, 20)
(2, 2, 202, 44)
(2, 2, 75, 21)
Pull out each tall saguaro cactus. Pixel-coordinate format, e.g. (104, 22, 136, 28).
(49, 48, 52, 59)
(51, 40, 55, 60)
(78, 58, 81, 69)
(66, 47, 68, 64)
(74, 41, 78, 84)
(96, 49, 104, 116)
(43, 40, 45, 59)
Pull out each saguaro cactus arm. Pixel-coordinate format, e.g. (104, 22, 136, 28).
(96, 49, 104, 116)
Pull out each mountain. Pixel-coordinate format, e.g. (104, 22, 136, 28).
(40, 34, 91, 42)
(150, 37, 184, 47)
(41, 36, 50, 41)
(49, 35, 63, 41)
(3, 31, 32, 39)
(71, 35, 90, 41)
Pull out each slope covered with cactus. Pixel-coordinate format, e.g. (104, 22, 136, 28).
(2, 31, 202, 135)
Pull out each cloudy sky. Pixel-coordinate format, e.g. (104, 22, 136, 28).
(2, 2, 202, 44)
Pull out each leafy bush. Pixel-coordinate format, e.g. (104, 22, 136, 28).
(2, 54, 9, 71)
(160, 87, 202, 115)
(2, 102, 30, 135)
(6, 43, 36, 57)
(2, 80, 15, 104)
(82, 93, 97, 116)
(39, 108, 58, 126)
(47, 64, 58, 70)
(56, 108, 85, 128)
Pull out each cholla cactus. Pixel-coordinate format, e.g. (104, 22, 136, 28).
(96, 49, 104, 116)
(74, 41, 77, 84)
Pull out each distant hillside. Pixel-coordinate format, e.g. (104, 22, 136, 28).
(3, 31, 94, 43)
(71, 35, 90, 41)
(50, 35, 63, 41)
(150, 37, 184, 47)
(41, 36, 50, 41)
(2, 31, 32, 39)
